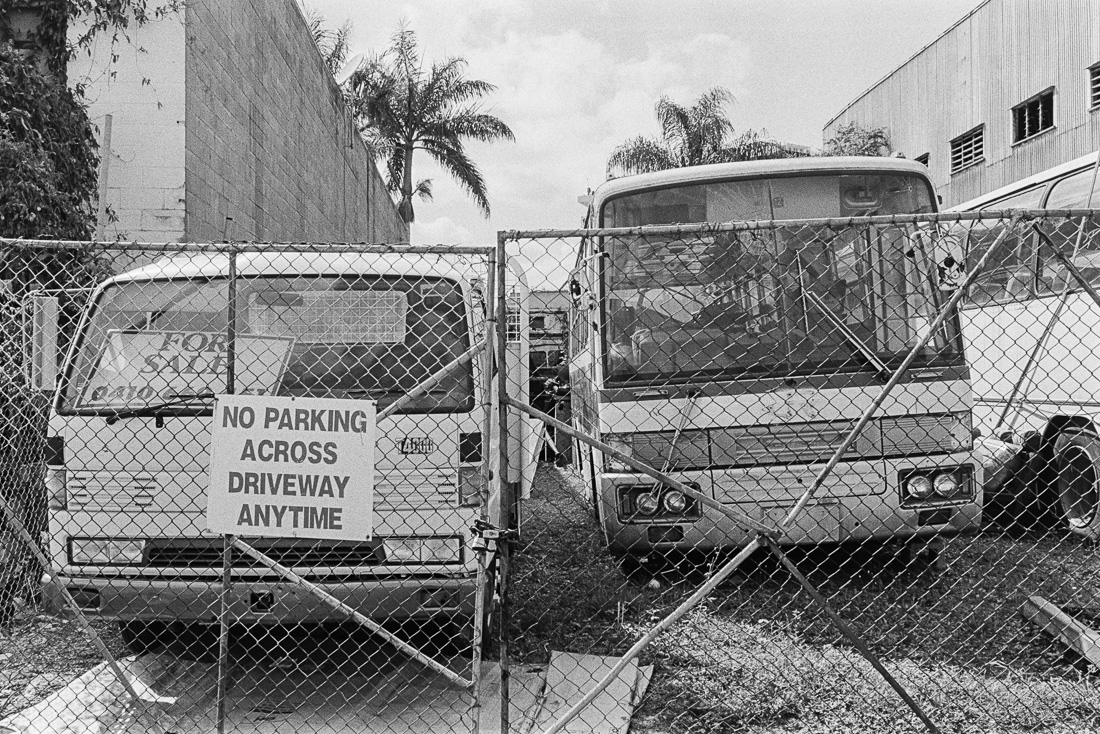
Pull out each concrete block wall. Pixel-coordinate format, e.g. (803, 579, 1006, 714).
(69, 15, 188, 242)
(184, 0, 408, 244)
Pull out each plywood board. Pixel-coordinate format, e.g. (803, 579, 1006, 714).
(533, 652, 638, 734)
(1021, 594, 1100, 668)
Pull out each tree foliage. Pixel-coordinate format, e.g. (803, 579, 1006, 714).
(2, 0, 182, 78)
(0, 43, 98, 240)
(349, 25, 514, 223)
(823, 122, 892, 157)
(304, 8, 351, 76)
(607, 87, 800, 179)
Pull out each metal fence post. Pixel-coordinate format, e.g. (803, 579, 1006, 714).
(215, 244, 238, 734)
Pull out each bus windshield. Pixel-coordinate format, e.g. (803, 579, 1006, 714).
(59, 274, 473, 414)
(600, 173, 961, 383)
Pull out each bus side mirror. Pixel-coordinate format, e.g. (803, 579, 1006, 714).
(27, 295, 59, 392)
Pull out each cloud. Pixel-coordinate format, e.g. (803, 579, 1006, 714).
(411, 215, 475, 246)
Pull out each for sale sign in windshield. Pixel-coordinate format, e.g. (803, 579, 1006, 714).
(206, 394, 375, 540)
(75, 330, 293, 408)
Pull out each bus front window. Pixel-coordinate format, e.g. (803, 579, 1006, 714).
(601, 173, 958, 384)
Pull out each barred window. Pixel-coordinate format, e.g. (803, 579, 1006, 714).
(1012, 88, 1055, 143)
(950, 126, 984, 173)
(1090, 63, 1100, 109)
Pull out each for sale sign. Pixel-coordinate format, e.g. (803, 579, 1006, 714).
(206, 394, 375, 540)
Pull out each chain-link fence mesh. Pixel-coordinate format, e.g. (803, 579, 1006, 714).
(0, 240, 507, 732)
(506, 209, 1100, 734)
(3, 209, 1100, 733)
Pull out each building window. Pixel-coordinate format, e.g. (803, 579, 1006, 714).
(1090, 63, 1100, 109)
(1012, 88, 1055, 143)
(914, 153, 929, 167)
(950, 126, 984, 173)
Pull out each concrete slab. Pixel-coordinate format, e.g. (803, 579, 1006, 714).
(533, 652, 638, 734)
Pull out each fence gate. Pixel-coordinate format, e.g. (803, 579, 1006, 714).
(0, 239, 506, 733)
(500, 210, 1100, 734)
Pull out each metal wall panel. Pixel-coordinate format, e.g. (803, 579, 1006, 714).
(825, 0, 1100, 207)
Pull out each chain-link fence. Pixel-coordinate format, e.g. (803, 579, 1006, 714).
(3, 209, 1100, 734)
(0, 239, 514, 732)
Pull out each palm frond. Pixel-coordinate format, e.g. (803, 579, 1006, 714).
(606, 136, 674, 179)
(419, 137, 491, 217)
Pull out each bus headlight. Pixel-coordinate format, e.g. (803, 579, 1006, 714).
(69, 538, 145, 565)
(906, 475, 934, 500)
(662, 490, 688, 514)
(933, 472, 959, 497)
(635, 493, 660, 516)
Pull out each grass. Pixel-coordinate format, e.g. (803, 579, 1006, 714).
(510, 464, 1100, 733)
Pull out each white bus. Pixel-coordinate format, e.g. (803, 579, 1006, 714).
(568, 157, 981, 564)
(36, 250, 528, 651)
(949, 151, 1100, 537)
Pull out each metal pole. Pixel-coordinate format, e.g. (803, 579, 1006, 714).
(538, 215, 1021, 734)
(781, 218, 1021, 529)
(503, 395, 776, 537)
(216, 246, 238, 734)
(1038, 227, 1100, 312)
(763, 537, 940, 733)
(997, 155, 1100, 431)
(469, 247, 498, 733)
(230, 538, 471, 687)
(538, 538, 763, 734)
(495, 234, 513, 734)
(0, 493, 143, 707)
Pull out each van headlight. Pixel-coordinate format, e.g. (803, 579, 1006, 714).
(69, 538, 146, 565)
(382, 537, 461, 564)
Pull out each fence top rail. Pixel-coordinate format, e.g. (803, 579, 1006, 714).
(0, 238, 495, 255)
(500, 208, 1100, 241)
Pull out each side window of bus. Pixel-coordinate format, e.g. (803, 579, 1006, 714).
(1037, 169, 1100, 294)
(965, 187, 1045, 305)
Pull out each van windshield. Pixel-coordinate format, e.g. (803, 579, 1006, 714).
(58, 275, 473, 414)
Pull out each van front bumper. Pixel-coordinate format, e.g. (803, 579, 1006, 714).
(43, 574, 476, 623)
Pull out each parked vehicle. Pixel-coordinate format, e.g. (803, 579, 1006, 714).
(568, 157, 980, 563)
(32, 250, 530, 651)
(949, 151, 1100, 536)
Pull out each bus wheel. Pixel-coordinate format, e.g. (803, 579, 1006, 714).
(1054, 431, 1100, 539)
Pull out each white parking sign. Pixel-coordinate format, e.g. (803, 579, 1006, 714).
(206, 394, 375, 540)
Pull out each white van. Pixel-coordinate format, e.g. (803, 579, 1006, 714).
(36, 249, 530, 651)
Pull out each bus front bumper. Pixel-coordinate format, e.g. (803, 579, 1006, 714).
(43, 574, 476, 623)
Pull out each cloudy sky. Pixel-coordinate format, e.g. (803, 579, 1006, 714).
(310, 0, 976, 253)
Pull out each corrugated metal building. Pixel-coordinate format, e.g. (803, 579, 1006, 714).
(824, 0, 1100, 207)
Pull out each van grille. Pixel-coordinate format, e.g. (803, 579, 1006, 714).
(144, 538, 383, 569)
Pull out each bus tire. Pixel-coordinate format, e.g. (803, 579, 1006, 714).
(1053, 430, 1100, 539)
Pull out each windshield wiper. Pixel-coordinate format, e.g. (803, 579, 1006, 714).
(104, 392, 216, 424)
(801, 291, 890, 378)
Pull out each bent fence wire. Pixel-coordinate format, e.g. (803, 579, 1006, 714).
(0, 210, 1099, 734)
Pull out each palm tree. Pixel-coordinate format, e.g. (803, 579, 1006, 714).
(349, 26, 514, 223)
(304, 9, 352, 76)
(606, 87, 796, 178)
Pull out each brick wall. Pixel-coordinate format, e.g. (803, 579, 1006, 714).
(184, 0, 407, 244)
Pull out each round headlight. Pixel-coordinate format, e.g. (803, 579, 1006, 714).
(907, 475, 934, 499)
(933, 472, 959, 497)
(662, 490, 688, 514)
(635, 493, 660, 516)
